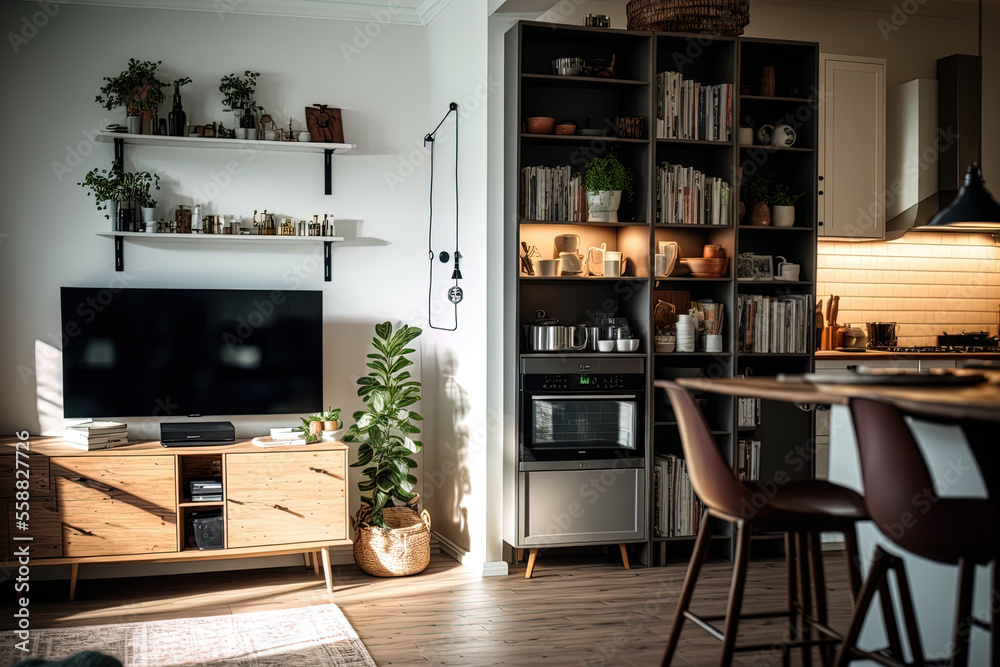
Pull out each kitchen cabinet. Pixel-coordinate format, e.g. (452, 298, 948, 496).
(818, 54, 885, 239)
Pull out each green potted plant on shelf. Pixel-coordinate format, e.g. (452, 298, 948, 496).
(96, 58, 168, 134)
(742, 175, 773, 226)
(78, 159, 124, 222)
(219, 71, 264, 139)
(296, 407, 343, 442)
(343, 321, 430, 577)
(120, 169, 161, 230)
(583, 152, 634, 222)
(770, 182, 805, 227)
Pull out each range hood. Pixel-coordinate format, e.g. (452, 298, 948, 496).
(885, 54, 983, 239)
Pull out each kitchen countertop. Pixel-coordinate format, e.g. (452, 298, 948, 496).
(816, 350, 1000, 360)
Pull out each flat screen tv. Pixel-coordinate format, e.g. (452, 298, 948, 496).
(60, 287, 323, 418)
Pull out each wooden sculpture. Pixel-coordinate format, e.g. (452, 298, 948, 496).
(305, 105, 345, 143)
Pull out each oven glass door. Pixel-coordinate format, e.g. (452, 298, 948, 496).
(528, 394, 638, 454)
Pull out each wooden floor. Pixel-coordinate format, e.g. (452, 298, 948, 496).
(2, 550, 858, 666)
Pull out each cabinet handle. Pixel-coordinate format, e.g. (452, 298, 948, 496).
(309, 466, 328, 475)
(818, 190, 824, 195)
(274, 503, 288, 511)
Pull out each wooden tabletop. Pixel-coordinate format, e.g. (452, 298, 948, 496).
(815, 350, 1000, 361)
(675, 371, 1000, 423)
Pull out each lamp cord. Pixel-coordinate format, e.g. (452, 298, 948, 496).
(425, 102, 460, 332)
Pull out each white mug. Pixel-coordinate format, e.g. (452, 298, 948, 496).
(775, 255, 801, 281)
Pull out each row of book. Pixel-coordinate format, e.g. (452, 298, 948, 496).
(656, 72, 733, 142)
(656, 162, 733, 225)
(736, 439, 762, 482)
(653, 454, 704, 538)
(737, 394, 761, 429)
(520, 165, 587, 222)
(62, 421, 128, 450)
(736, 294, 812, 353)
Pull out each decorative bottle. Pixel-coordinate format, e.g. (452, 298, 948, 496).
(168, 85, 186, 137)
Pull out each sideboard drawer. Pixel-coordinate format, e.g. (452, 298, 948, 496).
(0, 454, 51, 498)
(61, 500, 177, 557)
(226, 451, 347, 548)
(8, 499, 62, 559)
(51, 456, 175, 505)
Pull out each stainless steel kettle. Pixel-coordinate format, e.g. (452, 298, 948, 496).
(523, 324, 588, 352)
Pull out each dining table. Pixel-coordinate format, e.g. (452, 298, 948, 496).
(675, 368, 1000, 664)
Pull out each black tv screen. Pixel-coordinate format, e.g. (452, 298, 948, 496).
(61, 287, 323, 418)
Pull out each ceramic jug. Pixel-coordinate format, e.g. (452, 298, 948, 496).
(559, 251, 584, 275)
(657, 241, 678, 276)
(585, 243, 607, 276)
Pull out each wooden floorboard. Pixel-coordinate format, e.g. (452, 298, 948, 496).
(1, 551, 857, 666)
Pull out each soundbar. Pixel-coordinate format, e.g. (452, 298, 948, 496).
(160, 421, 236, 447)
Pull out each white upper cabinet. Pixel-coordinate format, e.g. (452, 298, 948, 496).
(818, 54, 886, 239)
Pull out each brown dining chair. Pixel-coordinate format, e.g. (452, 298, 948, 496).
(838, 397, 999, 667)
(658, 381, 874, 667)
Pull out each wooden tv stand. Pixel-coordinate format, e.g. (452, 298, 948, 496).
(1, 437, 351, 600)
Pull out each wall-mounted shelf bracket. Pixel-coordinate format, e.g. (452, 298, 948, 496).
(324, 149, 334, 195)
(114, 235, 124, 271)
(324, 241, 333, 281)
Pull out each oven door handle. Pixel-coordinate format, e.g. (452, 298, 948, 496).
(530, 394, 638, 401)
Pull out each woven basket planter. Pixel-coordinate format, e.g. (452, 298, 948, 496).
(626, 0, 750, 35)
(354, 505, 431, 577)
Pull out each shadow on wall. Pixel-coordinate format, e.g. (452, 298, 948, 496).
(423, 342, 472, 552)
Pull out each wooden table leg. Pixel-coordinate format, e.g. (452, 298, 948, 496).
(516, 548, 523, 563)
(524, 548, 538, 579)
(619, 544, 630, 570)
(304, 551, 312, 568)
(69, 563, 79, 601)
(320, 547, 333, 595)
(313, 551, 321, 577)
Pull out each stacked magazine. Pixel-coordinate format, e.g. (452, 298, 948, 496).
(656, 162, 732, 225)
(520, 165, 586, 222)
(736, 294, 812, 353)
(736, 439, 762, 481)
(63, 421, 128, 450)
(656, 72, 733, 141)
(653, 454, 704, 538)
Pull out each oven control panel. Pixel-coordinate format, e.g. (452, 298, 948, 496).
(535, 374, 636, 391)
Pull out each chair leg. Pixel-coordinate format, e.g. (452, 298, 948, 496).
(795, 532, 814, 667)
(785, 532, 798, 667)
(808, 533, 833, 667)
(890, 555, 926, 666)
(991, 561, 998, 667)
(720, 520, 752, 667)
(951, 558, 976, 667)
(843, 528, 863, 603)
(834, 546, 892, 667)
(660, 510, 713, 667)
(877, 561, 905, 661)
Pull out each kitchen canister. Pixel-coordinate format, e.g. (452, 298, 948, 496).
(675, 314, 695, 352)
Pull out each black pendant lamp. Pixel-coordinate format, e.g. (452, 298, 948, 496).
(926, 0, 1000, 231)
(925, 163, 1000, 230)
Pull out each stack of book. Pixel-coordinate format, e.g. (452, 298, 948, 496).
(656, 162, 732, 225)
(736, 439, 762, 481)
(520, 165, 586, 222)
(63, 421, 128, 450)
(656, 72, 733, 141)
(736, 294, 812, 353)
(653, 454, 704, 538)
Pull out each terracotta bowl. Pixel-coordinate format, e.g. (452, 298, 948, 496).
(554, 124, 577, 135)
(525, 117, 555, 134)
(680, 257, 728, 277)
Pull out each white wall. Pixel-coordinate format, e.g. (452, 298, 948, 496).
(422, 0, 502, 573)
(0, 3, 433, 573)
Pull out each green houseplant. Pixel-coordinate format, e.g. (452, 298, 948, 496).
(296, 407, 343, 442)
(343, 321, 430, 577)
(219, 71, 263, 138)
(96, 59, 168, 134)
(770, 182, 804, 227)
(583, 152, 633, 222)
(742, 175, 773, 226)
(78, 160, 159, 231)
(78, 160, 124, 220)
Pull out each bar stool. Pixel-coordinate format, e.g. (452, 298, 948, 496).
(658, 381, 871, 667)
(838, 397, 999, 667)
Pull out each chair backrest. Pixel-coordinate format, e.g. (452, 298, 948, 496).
(847, 397, 944, 557)
(656, 381, 749, 517)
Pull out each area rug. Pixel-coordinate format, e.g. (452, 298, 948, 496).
(3, 604, 377, 666)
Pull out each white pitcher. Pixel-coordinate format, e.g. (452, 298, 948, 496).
(585, 243, 607, 276)
(657, 241, 678, 276)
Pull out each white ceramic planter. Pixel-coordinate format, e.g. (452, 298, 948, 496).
(587, 190, 622, 222)
(773, 205, 796, 227)
(127, 116, 142, 134)
(141, 206, 157, 222)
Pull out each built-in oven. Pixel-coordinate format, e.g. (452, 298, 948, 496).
(516, 357, 646, 547)
(520, 357, 645, 467)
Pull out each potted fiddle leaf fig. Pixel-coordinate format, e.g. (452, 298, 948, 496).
(583, 152, 633, 222)
(343, 321, 430, 577)
(96, 59, 168, 134)
(219, 71, 264, 139)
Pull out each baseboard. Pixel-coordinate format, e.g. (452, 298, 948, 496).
(432, 531, 506, 576)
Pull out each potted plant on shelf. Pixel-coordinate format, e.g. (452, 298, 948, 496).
(121, 169, 160, 232)
(219, 71, 264, 139)
(770, 183, 804, 227)
(96, 59, 168, 134)
(583, 152, 633, 222)
(296, 407, 343, 441)
(742, 175, 772, 226)
(343, 321, 430, 577)
(78, 159, 124, 225)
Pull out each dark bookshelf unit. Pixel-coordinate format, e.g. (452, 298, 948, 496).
(504, 22, 818, 567)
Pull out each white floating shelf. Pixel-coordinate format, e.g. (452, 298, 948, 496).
(95, 131, 354, 154)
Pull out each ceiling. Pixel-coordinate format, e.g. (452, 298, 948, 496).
(37, 0, 453, 25)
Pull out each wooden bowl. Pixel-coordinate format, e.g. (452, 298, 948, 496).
(525, 117, 555, 134)
(554, 124, 577, 135)
(680, 257, 728, 277)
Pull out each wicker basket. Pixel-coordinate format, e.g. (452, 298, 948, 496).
(353, 505, 431, 577)
(626, 0, 750, 35)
